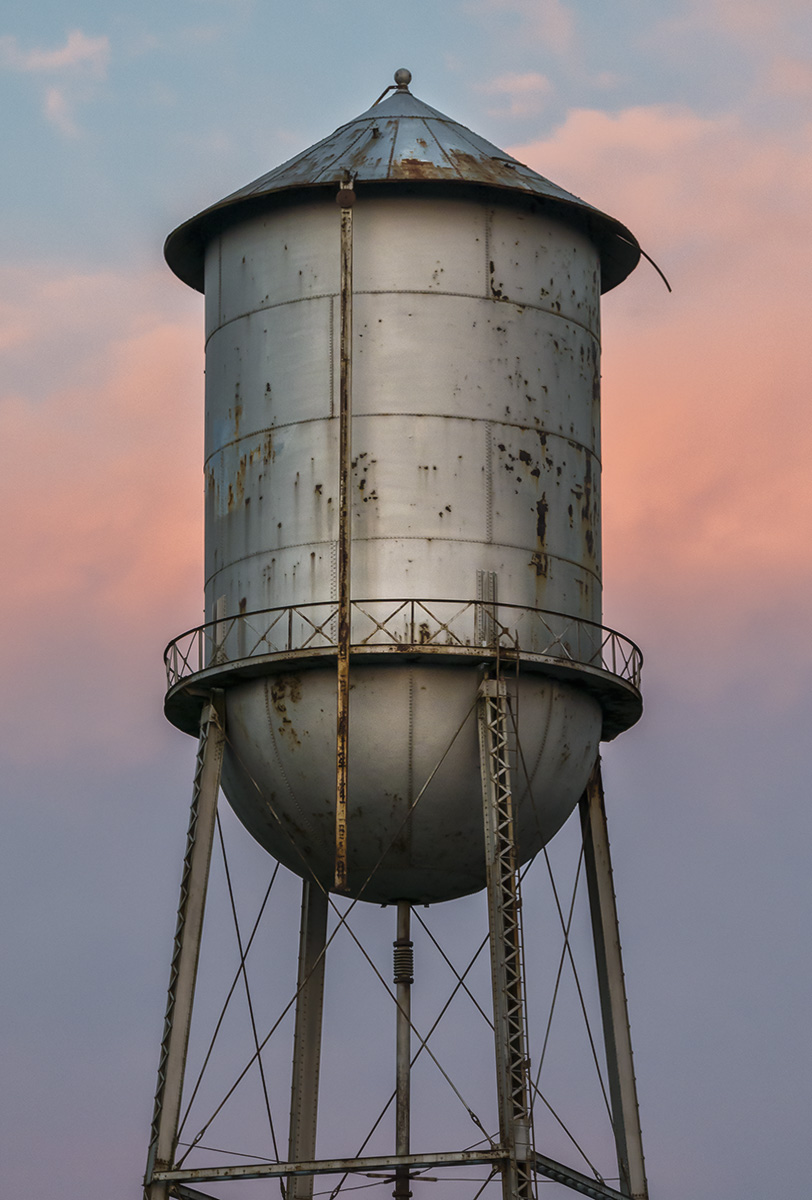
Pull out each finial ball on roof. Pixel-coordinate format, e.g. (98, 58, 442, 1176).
(394, 68, 412, 88)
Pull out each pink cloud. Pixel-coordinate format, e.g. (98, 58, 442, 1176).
(510, 106, 812, 664)
(0, 268, 203, 764)
(767, 55, 812, 96)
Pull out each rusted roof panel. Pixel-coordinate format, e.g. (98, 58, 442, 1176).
(165, 79, 640, 293)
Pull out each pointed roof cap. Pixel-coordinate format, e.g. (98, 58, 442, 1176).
(165, 71, 640, 293)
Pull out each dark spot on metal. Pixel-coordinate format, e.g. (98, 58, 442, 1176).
(518, 450, 532, 465)
(536, 494, 548, 543)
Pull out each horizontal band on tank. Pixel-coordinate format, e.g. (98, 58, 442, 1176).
(164, 597, 641, 741)
(204, 541, 602, 594)
(202, 414, 603, 474)
(206, 286, 602, 346)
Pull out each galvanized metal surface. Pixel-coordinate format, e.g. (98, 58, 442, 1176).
(145, 695, 225, 1199)
(580, 768, 649, 1200)
(287, 880, 328, 1200)
(478, 677, 534, 1200)
(192, 183, 637, 903)
(165, 82, 639, 293)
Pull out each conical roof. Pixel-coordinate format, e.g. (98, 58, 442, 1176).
(165, 73, 640, 292)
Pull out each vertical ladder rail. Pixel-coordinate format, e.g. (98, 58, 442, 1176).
(579, 764, 648, 1200)
(288, 880, 329, 1200)
(144, 692, 226, 1199)
(478, 676, 535, 1200)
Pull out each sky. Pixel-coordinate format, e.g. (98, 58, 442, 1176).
(1, 2, 811, 1197)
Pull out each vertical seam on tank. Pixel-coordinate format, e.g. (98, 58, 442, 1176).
(330, 541, 338, 641)
(485, 421, 493, 544)
(484, 206, 491, 291)
(407, 671, 414, 806)
(528, 687, 554, 795)
(329, 294, 335, 419)
(218, 236, 223, 328)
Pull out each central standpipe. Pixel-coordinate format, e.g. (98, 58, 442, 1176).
(393, 902, 413, 1200)
(335, 178, 355, 893)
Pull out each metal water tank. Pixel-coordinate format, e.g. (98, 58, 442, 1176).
(163, 72, 643, 903)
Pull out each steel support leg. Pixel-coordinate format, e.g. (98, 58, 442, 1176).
(579, 764, 648, 1200)
(393, 901, 413, 1200)
(144, 692, 226, 1199)
(478, 677, 535, 1200)
(288, 880, 329, 1200)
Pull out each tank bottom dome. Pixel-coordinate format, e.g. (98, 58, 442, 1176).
(219, 662, 601, 904)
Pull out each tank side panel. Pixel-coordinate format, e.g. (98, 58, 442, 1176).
(202, 195, 607, 900)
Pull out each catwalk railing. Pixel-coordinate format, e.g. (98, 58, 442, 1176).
(164, 598, 642, 692)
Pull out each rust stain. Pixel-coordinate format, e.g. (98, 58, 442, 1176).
(269, 674, 303, 747)
(227, 454, 247, 511)
(530, 551, 548, 576)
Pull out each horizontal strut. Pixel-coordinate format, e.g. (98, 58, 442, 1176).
(156, 1149, 627, 1198)
(534, 1152, 629, 1200)
(154, 1150, 506, 1183)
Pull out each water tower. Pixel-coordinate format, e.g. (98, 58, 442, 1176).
(145, 71, 649, 1200)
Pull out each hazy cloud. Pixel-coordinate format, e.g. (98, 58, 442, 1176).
(0, 30, 110, 136)
(0, 30, 109, 77)
(478, 70, 553, 116)
(466, 0, 574, 53)
(43, 86, 79, 137)
(767, 54, 812, 95)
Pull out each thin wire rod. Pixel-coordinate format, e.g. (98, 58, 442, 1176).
(176, 1140, 279, 1161)
(470, 1168, 499, 1200)
(535, 848, 583, 1082)
(183, 698, 481, 1155)
(215, 811, 285, 1196)
(315, 1182, 388, 1197)
(538, 840, 613, 1123)
(509, 709, 613, 1123)
(412, 910, 493, 1030)
(327, 930, 496, 1200)
(177, 860, 280, 1142)
(528, 1082, 603, 1180)
(331, 903, 493, 1140)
